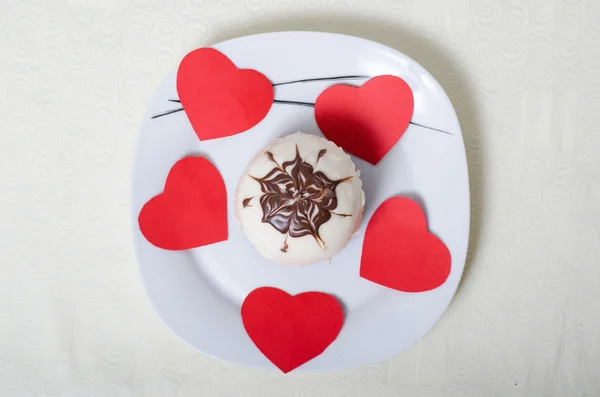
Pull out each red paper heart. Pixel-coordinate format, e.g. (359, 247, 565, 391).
(177, 48, 274, 140)
(314, 75, 414, 165)
(360, 197, 451, 292)
(241, 287, 344, 373)
(138, 156, 227, 250)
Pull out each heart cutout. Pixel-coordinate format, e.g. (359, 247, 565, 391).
(138, 156, 227, 250)
(314, 75, 414, 165)
(241, 287, 344, 373)
(177, 48, 274, 140)
(360, 197, 451, 292)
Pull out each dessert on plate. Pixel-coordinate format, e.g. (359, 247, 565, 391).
(235, 132, 365, 265)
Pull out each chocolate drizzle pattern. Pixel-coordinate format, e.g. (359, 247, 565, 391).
(242, 197, 253, 208)
(248, 145, 353, 250)
(316, 149, 327, 164)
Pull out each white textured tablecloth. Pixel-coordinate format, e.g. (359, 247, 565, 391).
(2, 0, 600, 395)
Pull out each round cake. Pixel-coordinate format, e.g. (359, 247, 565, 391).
(234, 132, 365, 265)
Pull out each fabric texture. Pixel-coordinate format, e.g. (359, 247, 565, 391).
(1, 0, 599, 395)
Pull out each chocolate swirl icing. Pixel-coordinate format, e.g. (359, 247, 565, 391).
(248, 146, 352, 250)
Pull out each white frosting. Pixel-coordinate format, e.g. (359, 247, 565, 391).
(234, 132, 365, 265)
